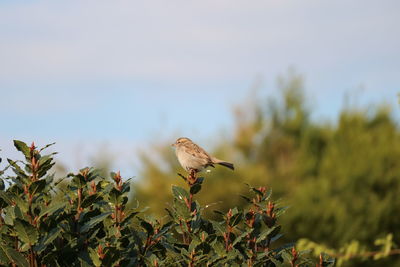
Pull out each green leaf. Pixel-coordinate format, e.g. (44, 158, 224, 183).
(13, 140, 30, 160)
(139, 218, 154, 235)
(251, 187, 264, 197)
(19, 243, 30, 253)
(0, 179, 4, 191)
(0, 244, 8, 263)
(43, 227, 62, 246)
(88, 247, 102, 267)
(154, 221, 174, 239)
(103, 246, 120, 266)
(269, 256, 284, 266)
(240, 195, 252, 203)
(0, 191, 12, 205)
(211, 221, 225, 234)
(262, 214, 276, 228)
(81, 194, 102, 208)
(72, 176, 85, 188)
(275, 206, 289, 217)
(98, 180, 112, 191)
(81, 212, 112, 233)
(256, 225, 281, 242)
(213, 210, 225, 217)
(38, 201, 65, 221)
(121, 182, 130, 194)
(37, 158, 55, 178)
(173, 198, 191, 220)
(211, 239, 226, 256)
(3, 207, 15, 225)
(172, 185, 189, 201)
(85, 168, 99, 182)
(12, 194, 29, 213)
(35, 227, 62, 252)
(13, 206, 25, 220)
(191, 214, 202, 232)
(14, 219, 39, 245)
(29, 179, 47, 195)
(120, 211, 139, 228)
(78, 251, 93, 267)
(262, 188, 272, 201)
(190, 183, 202, 195)
(108, 187, 120, 205)
(280, 249, 292, 263)
(195, 177, 204, 184)
(38, 142, 56, 153)
(0, 244, 29, 267)
(270, 233, 283, 244)
(232, 229, 252, 246)
(7, 159, 28, 178)
(230, 212, 242, 227)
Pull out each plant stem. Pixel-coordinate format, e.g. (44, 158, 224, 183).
(75, 187, 82, 220)
(179, 220, 188, 244)
(188, 193, 193, 212)
(29, 247, 38, 267)
(189, 251, 195, 267)
(184, 170, 199, 244)
(28, 148, 38, 267)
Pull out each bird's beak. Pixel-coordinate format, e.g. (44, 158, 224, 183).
(171, 143, 176, 147)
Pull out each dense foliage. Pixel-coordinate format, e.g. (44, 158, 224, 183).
(134, 72, 400, 266)
(0, 140, 332, 266)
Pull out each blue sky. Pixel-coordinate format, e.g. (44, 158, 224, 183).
(1, 0, 399, 175)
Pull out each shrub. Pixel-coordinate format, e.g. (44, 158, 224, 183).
(0, 140, 332, 266)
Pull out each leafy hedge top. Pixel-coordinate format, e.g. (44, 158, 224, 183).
(0, 140, 332, 266)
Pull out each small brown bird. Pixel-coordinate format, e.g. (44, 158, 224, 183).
(172, 137, 234, 172)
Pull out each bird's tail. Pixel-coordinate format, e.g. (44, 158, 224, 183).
(213, 158, 234, 170)
(218, 161, 234, 170)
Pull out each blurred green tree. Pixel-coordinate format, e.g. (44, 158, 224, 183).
(132, 70, 400, 266)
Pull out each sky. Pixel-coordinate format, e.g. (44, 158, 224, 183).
(1, 0, 399, 176)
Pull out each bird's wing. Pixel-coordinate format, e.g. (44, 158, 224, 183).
(183, 142, 213, 163)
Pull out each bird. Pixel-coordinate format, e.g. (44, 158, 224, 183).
(172, 137, 234, 172)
